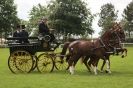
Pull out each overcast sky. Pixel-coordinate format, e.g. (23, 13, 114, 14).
(14, 0, 133, 37)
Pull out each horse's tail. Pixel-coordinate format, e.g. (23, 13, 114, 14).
(60, 42, 70, 59)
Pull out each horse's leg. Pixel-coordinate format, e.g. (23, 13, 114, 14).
(100, 60, 106, 72)
(83, 56, 91, 72)
(89, 57, 98, 75)
(68, 54, 81, 75)
(66, 53, 71, 62)
(88, 57, 94, 72)
(121, 48, 127, 58)
(125, 48, 127, 56)
(95, 59, 100, 72)
(105, 58, 111, 74)
(66, 54, 71, 70)
(93, 59, 98, 75)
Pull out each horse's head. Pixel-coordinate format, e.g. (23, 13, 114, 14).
(112, 22, 125, 42)
(101, 28, 119, 43)
(101, 22, 124, 48)
(117, 29, 125, 42)
(107, 22, 126, 53)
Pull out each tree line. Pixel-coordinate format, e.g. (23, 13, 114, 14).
(0, 0, 133, 41)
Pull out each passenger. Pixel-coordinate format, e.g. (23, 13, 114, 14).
(13, 25, 21, 37)
(13, 25, 22, 43)
(20, 25, 29, 43)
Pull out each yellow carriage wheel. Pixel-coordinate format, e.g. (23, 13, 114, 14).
(8, 50, 33, 73)
(54, 55, 68, 70)
(37, 53, 54, 73)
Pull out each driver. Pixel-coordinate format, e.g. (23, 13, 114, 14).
(38, 17, 55, 42)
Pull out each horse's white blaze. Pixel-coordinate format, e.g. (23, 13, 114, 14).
(69, 66, 74, 75)
(106, 60, 111, 73)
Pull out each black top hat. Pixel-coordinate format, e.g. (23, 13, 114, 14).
(21, 25, 25, 29)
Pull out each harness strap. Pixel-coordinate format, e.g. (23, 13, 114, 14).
(99, 38, 106, 47)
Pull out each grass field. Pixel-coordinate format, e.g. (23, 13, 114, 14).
(0, 47, 133, 88)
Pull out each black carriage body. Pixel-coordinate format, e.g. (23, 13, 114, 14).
(9, 44, 39, 55)
(7, 37, 66, 74)
(7, 37, 52, 55)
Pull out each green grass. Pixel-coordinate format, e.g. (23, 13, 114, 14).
(0, 47, 133, 88)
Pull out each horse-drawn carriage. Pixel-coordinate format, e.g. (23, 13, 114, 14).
(7, 36, 68, 73)
(6, 22, 127, 75)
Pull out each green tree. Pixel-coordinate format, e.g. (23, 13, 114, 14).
(123, 1, 133, 38)
(0, 0, 19, 38)
(48, 0, 93, 35)
(98, 3, 118, 34)
(29, 4, 48, 29)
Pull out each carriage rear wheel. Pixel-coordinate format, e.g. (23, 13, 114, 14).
(37, 53, 54, 73)
(54, 55, 68, 70)
(8, 50, 33, 73)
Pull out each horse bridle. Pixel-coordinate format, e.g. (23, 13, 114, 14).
(99, 30, 122, 53)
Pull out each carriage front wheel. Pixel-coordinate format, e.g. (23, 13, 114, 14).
(54, 55, 68, 70)
(8, 50, 33, 73)
(37, 53, 54, 73)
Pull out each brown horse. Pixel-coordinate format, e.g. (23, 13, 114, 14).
(91, 23, 127, 72)
(61, 23, 126, 75)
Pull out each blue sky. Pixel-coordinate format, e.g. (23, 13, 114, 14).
(14, 0, 133, 38)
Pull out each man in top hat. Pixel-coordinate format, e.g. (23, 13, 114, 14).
(20, 25, 29, 43)
(13, 25, 22, 43)
(13, 25, 21, 37)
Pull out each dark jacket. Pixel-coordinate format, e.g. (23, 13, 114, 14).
(39, 22, 49, 34)
(20, 30, 29, 43)
(20, 30, 29, 37)
(13, 31, 21, 37)
(13, 31, 22, 43)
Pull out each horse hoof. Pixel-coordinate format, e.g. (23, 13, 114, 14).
(70, 73, 74, 75)
(105, 70, 112, 74)
(121, 55, 124, 58)
(94, 73, 98, 75)
(69, 72, 74, 75)
(105, 70, 108, 73)
(97, 70, 100, 72)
